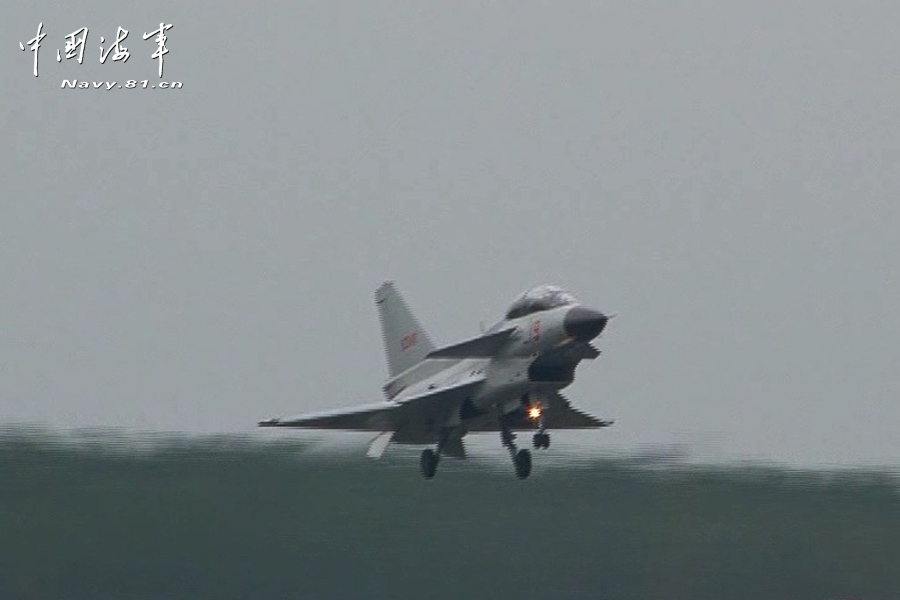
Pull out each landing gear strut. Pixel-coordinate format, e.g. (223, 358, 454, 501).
(500, 414, 532, 479)
(420, 448, 438, 479)
(420, 428, 450, 479)
(513, 448, 532, 479)
(529, 402, 551, 450)
(532, 414, 551, 450)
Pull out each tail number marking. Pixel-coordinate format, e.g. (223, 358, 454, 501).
(401, 331, 418, 352)
(529, 319, 541, 344)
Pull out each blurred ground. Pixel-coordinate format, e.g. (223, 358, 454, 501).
(1, 427, 898, 600)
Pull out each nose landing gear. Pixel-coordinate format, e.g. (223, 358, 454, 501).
(533, 432, 551, 449)
(528, 403, 551, 450)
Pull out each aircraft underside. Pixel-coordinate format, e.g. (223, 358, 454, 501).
(418, 396, 551, 480)
(401, 389, 612, 480)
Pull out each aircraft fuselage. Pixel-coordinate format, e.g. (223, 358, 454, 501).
(385, 303, 607, 428)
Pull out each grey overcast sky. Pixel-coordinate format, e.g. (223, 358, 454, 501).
(2, 1, 898, 467)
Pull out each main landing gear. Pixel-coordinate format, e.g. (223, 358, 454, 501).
(420, 448, 439, 479)
(420, 428, 450, 479)
(418, 409, 547, 480)
(501, 416, 532, 479)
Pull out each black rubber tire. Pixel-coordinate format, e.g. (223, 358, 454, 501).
(514, 449, 532, 479)
(533, 433, 542, 449)
(420, 448, 439, 479)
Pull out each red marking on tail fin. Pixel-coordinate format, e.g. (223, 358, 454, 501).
(401, 331, 418, 352)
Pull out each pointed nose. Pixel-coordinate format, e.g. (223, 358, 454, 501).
(564, 306, 608, 341)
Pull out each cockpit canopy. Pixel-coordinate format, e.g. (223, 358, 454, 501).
(505, 285, 578, 320)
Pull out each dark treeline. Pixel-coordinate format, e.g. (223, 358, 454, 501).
(1, 429, 898, 600)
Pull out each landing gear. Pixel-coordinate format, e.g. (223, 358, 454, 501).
(500, 413, 532, 479)
(513, 448, 532, 479)
(532, 404, 551, 450)
(420, 428, 452, 479)
(533, 432, 551, 449)
(420, 448, 439, 479)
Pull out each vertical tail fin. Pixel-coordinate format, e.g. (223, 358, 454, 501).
(375, 281, 436, 377)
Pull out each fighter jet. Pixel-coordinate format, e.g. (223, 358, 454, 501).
(259, 282, 613, 479)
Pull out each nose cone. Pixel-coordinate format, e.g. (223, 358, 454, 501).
(564, 306, 608, 341)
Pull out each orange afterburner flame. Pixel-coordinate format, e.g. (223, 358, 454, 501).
(527, 406, 542, 421)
